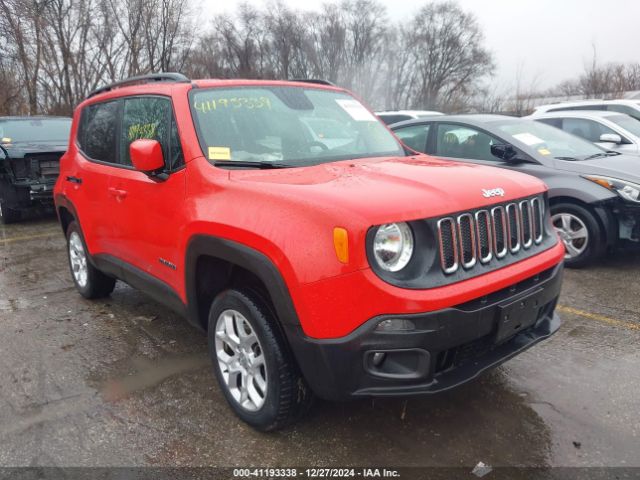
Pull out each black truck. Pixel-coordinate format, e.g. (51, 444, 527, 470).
(0, 116, 71, 223)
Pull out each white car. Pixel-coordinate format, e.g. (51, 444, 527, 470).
(532, 99, 640, 122)
(376, 110, 443, 125)
(529, 110, 640, 156)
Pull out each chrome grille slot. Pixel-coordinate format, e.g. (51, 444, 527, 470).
(531, 197, 544, 244)
(457, 213, 476, 269)
(435, 195, 547, 275)
(491, 206, 508, 259)
(506, 203, 521, 253)
(437, 218, 458, 274)
(475, 210, 492, 264)
(519, 200, 533, 248)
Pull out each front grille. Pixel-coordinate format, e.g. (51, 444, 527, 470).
(437, 196, 546, 275)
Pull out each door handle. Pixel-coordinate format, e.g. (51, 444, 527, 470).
(108, 187, 128, 199)
(66, 176, 82, 184)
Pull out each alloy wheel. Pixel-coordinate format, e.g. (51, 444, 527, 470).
(69, 231, 89, 287)
(551, 212, 589, 259)
(214, 309, 268, 412)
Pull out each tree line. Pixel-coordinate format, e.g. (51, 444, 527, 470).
(0, 0, 495, 115)
(1, 0, 639, 117)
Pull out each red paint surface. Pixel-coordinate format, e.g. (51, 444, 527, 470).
(56, 79, 564, 339)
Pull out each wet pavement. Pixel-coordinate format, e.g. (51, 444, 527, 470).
(0, 217, 639, 469)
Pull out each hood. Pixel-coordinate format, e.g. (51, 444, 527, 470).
(230, 155, 548, 224)
(0, 140, 68, 159)
(554, 154, 640, 184)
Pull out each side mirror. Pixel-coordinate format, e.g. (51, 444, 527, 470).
(130, 139, 165, 173)
(599, 133, 622, 144)
(491, 143, 518, 161)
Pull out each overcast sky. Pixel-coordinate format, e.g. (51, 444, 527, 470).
(198, 0, 640, 90)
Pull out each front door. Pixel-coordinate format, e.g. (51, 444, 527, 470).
(107, 96, 186, 293)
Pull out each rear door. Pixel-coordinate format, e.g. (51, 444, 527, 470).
(66, 100, 121, 254)
(107, 95, 186, 292)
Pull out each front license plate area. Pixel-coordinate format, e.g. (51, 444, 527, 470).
(495, 287, 543, 344)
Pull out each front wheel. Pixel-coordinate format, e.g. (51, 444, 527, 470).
(208, 289, 313, 431)
(551, 202, 604, 268)
(66, 221, 116, 298)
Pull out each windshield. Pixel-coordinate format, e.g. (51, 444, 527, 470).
(0, 118, 71, 144)
(608, 114, 640, 138)
(493, 119, 608, 160)
(190, 87, 404, 167)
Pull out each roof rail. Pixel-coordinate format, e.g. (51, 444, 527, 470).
(289, 78, 335, 87)
(88, 72, 190, 98)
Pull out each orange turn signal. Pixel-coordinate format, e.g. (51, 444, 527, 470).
(333, 227, 349, 264)
(586, 176, 612, 190)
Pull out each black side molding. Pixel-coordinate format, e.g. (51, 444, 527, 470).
(185, 235, 301, 330)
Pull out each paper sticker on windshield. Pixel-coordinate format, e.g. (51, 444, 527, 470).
(1, 137, 11, 143)
(208, 147, 231, 160)
(513, 133, 544, 146)
(538, 147, 551, 156)
(335, 99, 377, 122)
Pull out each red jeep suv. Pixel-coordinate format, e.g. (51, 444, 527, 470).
(54, 73, 565, 431)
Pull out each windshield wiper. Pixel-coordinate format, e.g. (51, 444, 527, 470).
(584, 152, 617, 160)
(554, 156, 580, 161)
(213, 160, 291, 169)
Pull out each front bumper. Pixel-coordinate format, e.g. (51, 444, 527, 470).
(285, 262, 563, 401)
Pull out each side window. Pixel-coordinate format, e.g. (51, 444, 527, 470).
(562, 118, 616, 143)
(121, 97, 170, 167)
(120, 96, 184, 170)
(436, 124, 500, 161)
(79, 101, 119, 163)
(606, 104, 640, 121)
(394, 124, 430, 153)
(536, 118, 563, 129)
(168, 115, 185, 170)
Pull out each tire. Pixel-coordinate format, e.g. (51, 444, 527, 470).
(0, 199, 21, 224)
(66, 221, 116, 298)
(550, 202, 604, 268)
(208, 289, 313, 431)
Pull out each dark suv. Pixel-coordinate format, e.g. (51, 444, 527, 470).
(0, 116, 71, 223)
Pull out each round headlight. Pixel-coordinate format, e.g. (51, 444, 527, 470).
(372, 222, 414, 272)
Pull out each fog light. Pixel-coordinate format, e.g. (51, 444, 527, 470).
(372, 352, 386, 366)
(375, 318, 416, 332)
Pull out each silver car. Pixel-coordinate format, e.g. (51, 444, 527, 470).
(529, 110, 640, 156)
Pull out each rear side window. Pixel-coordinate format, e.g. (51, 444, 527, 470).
(78, 101, 119, 163)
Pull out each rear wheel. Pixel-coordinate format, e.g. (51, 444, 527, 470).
(0, 199, 21, 224)
(66, 221, 116, 298)
(551, 202, 604, 268)
(208, 289, 313, 431)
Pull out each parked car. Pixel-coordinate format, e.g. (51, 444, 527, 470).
(529, 110, 640, 156)
(0, 116, 72, 223)
(532, 99, 640, 122)
(55, 74, 564, 431)
(376, 110, 443, 125)
(391, 115, 640, 267)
